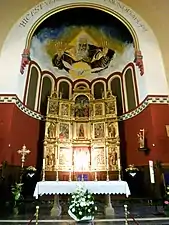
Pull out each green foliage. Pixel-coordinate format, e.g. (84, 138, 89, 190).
(164, 185, 169, 213)
(11, 183, 23, 206)
(68, 185, 97, 220)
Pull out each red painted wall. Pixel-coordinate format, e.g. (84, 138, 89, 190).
(0, 103, 40, 166)
(0, 103, 14, 163)
(123, 104, 169, 165)
(0, 102, 169, 167)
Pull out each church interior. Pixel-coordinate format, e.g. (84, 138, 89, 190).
(0, 0, 169, 224)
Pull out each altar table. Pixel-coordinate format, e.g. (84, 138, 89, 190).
(33, 181, 130, 217)
(33, 181, 130, 198)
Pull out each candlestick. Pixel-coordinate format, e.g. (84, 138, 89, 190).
(118, 169, 121, 181)
(56, 169, 59, 181)
(106, 169, 109, 181)
(69, 168, 72, 181)
(42, 168, 45, 181)
(106, 146, 109, 170)
(117, 158, 120, 170)
(43, 159, 45, 169)
(94, 169, 97, 181)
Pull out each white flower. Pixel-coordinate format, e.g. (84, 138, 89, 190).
(72, 195, 75, 198)
(88, 209, 91, 212)
(79, 211, 82, 215)
(95, 206, 97, 210)
(72, 208, 75, 212)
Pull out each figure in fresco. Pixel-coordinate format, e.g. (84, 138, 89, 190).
(74, 95, 89, 117)
(78, 124, 85, 138)
(48, 122, 56, 138)
(52, 36, 115, 76)
(108, 123, 116, 138)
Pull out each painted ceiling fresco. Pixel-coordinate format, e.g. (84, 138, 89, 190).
(31, 7, 134, 81)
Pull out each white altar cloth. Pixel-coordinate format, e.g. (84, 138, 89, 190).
(33, 181, 130, 199)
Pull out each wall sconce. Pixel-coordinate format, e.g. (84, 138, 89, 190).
(125, 164, 139, 177)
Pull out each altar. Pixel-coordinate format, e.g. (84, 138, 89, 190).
(33, 180, 130, 217)
(34, 180, 130, 198)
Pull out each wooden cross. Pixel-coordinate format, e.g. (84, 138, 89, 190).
(17, 145, 30, 168)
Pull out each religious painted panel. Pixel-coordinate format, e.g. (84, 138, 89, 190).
(74, 148, 90, 171)
(107, 122, 117, 138)
(94, 122, 105, 139)
(60, 103, 69, 116)
(94, 103, 103, 116)
(74, 95, 89, 117)
(76, 123, 87, 139)
(59, 123, 69, 139)
(48, 100, 58, 115)
(45, 144, 56, 171)
(105, 101, 115, 115)
(108, 145, 118, 171)
(47, 122, 56, 139)
(91, 147, 106, 171)
(58, 147, 72, 170)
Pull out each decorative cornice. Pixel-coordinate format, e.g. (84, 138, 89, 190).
(0, 95, 43, 120)
(118, 95, 169, 121)
(0, 95, 168, 121)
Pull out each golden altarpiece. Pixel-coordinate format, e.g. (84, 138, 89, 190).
(43, 86, 121, 181)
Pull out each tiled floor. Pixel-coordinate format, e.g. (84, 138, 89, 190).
(0, 201, 169, 224)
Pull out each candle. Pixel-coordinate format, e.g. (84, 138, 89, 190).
(118, 158, 121, 170)
(43, 158, 45, 169)
(149, 160, 155, 183)
(106, 147, 109, 170)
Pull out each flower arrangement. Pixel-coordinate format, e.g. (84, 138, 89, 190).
(125, 164, 139, 172)
(164, 185, 169, 216)
(68, 185, 97, 221)
(26, 166, 37, 172)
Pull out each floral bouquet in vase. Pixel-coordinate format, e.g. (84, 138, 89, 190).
(68, 185, 97, 222)
(164, 185, 169, 216)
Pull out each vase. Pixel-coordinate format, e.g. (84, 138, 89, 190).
(13, 206, 19, 216)
(68, 209, 94, 223)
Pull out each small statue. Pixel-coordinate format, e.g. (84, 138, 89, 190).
(108, 123, 116, 138)
(137, 129, 145, 149)
(48, 123, 56, 138)
(79, 124, 84, 138)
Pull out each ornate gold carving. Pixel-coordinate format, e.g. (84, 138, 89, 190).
(47, 122, 56, 139)
(108, 146, 118, 170)
(45, 144, 56, 171)
(108, 122, 116, 138)
(60, 103, 69, 116)
(59, 123, 69, 139)
(43, 83, 120, 174)
(48, 101, 58, 115)
(95, 103, 103, 116)
(94, 123, 104, 139)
